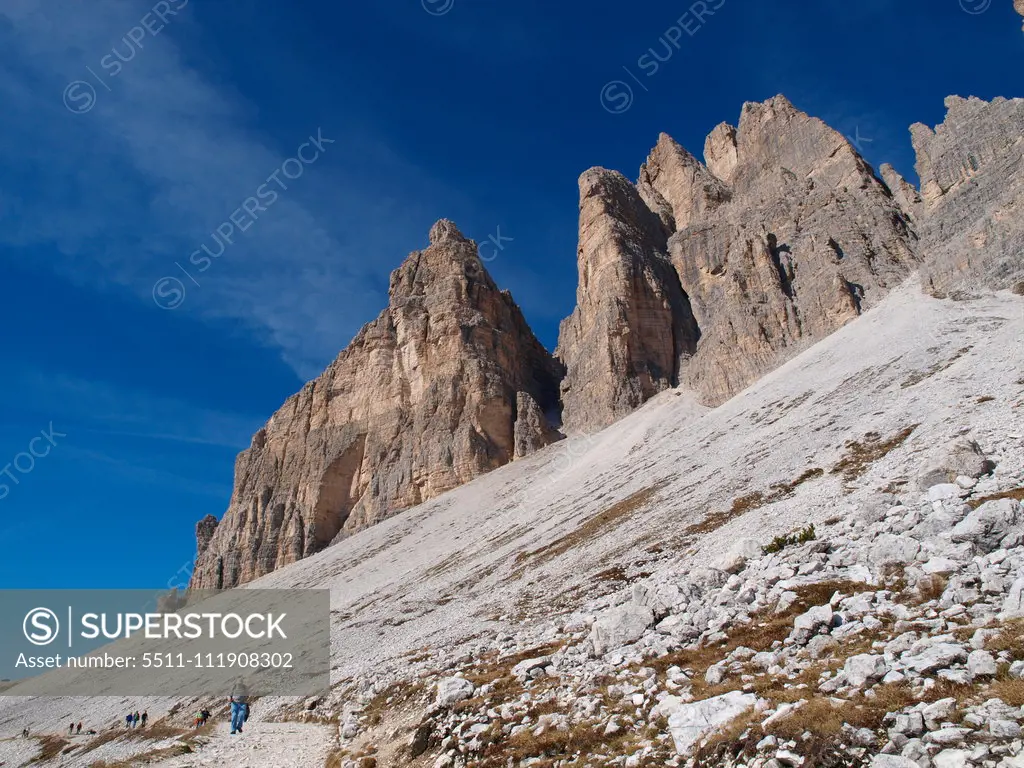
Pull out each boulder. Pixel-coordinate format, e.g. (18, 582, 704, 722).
(917, 438, 994, 490)
(665, 691, 758, 755)
(844, 654, 888, 687)
(589, 603, 655, 656)
(436, 677, 475, 707)
(511, 657, 551, 681)
(870, 756, 922, 768)
(716, 538, 763, 574)
(868, 534, 921, 567)
(1004, 577, 1024, 619)
(950, 499, 1021, 552)
(932, 750, 971, 768)
(791, 604, 835, 643)
(966, 649, 997, 678)
(903, 643, 968, 674)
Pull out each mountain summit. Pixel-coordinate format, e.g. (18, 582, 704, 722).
(190, 220, 563, 589)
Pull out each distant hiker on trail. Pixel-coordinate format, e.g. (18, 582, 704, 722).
(76, 722, 82, 734)
(229, 678, 250, 735)
(133, 712, 140, 728)
(140, 711, 148, 728)
(125, 713, 133, 729)
(21, 728, 29, 738)
(200, 709, 211, 727)
(68, 722, 74, 736)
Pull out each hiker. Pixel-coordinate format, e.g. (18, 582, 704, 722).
(76, 722, 82, 735)
(125, 713, 133, 729)
(200, 709, 211, 726)
(133, 712, 140, 728)
(21, 728, 29, 738)
(229, 678, 249, 735)
(68, 722, 74, 736)
(194, 711, 203, 729)
(141, 711, 148, 728)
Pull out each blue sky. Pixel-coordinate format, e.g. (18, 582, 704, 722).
(0, 0, 1019, 589)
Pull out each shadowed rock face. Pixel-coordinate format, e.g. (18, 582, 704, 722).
(910, 96, 1024, 294)
(557, 95, 919, 426)
(669, 96, 919, 404)
(190, 221, 563, 589)
(556, 168, 700, 432)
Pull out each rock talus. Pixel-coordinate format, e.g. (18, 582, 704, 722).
(190, 220, 563, 589)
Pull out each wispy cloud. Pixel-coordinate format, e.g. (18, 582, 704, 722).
(7, 368, 262, 450)
(0, 0, 450, 378)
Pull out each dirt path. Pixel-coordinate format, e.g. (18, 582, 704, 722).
(156, 721, 336, 767)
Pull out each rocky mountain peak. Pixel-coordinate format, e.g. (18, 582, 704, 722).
(556, 167, 698, 432)
(638, 132, 728, 231)
(557, 95, 919, 430)
(188, 92, 1020, 593)
(190, 221, 563, 590)
(428, 217, 468, 246)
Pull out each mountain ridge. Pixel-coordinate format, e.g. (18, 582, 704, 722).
(190, 92, 1023, 590)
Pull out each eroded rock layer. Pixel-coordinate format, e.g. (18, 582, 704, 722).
(911, 96, 1024, 294)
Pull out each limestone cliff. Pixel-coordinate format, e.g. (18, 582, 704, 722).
(190, 221, 563, 589)
(556, 168, 699, 433)
(557, 96, 919, 429)
(910, 96, 1024, 294)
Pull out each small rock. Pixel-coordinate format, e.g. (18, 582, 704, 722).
(966, 649, 997, 678)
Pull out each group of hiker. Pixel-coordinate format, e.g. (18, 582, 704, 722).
(124, 710, 148, 729)
(30, 681, 251, 741)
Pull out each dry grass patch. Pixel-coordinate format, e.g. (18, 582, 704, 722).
(967, 486, 1024, 509)
(30, 735, 71, 763)
(363, 678, 428, 726)
(685, 468, 824, 537)
(644, 580, 869, 694)
(88, 742, 196, 768)
(124, 723, 189, 742)
(519, 481, 669, 567)
(475, 718, 665, 768)
(901, 347, 972, 388)
(987, 677, 1024, 707)
(831, 425, 918, 483)
(692, 707, 761, 766)
(985, 619, 1023, 659)
(916, 574, 948, 603)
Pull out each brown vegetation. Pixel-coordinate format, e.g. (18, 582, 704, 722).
(831, 425, 918, 483)
(967, 486, 1024, 509)
(519, 481, 670, 567)
(685, 468, 824, 536)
